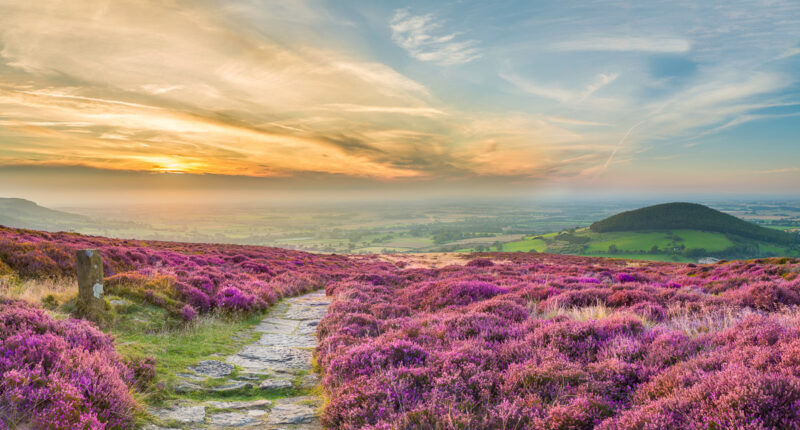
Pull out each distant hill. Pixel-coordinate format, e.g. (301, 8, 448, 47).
(0, 198, 89, 231)
(498, 202, 798, 263)
(590, 202, 795, 245)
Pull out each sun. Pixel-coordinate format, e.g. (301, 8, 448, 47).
(146, 156, 191, 174)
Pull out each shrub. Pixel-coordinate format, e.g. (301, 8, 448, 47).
(0, 300, 137, 429)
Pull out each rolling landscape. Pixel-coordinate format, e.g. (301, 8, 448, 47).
(6, 197, 798, 263)
(2, 0, 800, 429)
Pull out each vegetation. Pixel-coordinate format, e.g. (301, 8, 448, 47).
(3, 223, 800, 428)
(318, 253, 800, 429)
(590, 202, 797, 244)
(4, 197, 800, 261)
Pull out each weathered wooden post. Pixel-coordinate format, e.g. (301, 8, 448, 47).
(76, 249, 105, 318)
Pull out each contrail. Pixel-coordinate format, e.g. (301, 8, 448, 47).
(601, 118, 646, 170)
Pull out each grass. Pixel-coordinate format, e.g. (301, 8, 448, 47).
(106, 299, 267, 402)
(497, 229, 739, 262)
(758, 242, 795, 255)
(501, 238, 547, 252)
(578, 252, 693, 263)
(0, 275, 76, 303)
(0, 276, 274, 405)
(584, 230, 733, 253)
(532, 301, 618, 322)
(531, 301, 800, 339)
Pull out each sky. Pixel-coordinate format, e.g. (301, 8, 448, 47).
(0, 0, 799, 205)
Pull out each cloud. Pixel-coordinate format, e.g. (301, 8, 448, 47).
(500, 71, 618, 103)
(390, 9, 481, 65)
(761, 167, 800, 174)
(1, 0, 797, 195)
(646, 72, 788, 137)
(321, 104, 446, 117)
(545, 116, 610, 127)
(778, 44, 800, 59)
(581, 73, 620, 101)
(551, 37, 691, 53)
(0, 1, 599, 185)
(0, 0, 453, 180)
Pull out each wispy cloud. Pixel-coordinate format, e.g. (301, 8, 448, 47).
(545, 116, 610, 127)
(778, 44, 800, 59)
(500, 72, 618, 103)
(320, 104, 446, 117)
(761, 167, 800, 174)
(551, 37, 691, 53)
(0, 0, 798, 195)
(0, 0, 589, 184)
(390, 9, 481, 65)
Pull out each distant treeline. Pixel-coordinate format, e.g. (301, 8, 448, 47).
(590, 202, 797, 245)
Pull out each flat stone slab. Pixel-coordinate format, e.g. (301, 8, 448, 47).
(266, 399, 317, 425)
(188, 360, 234, 378)
(300, 373, 320, 390)
(259, 379, 293, 391)
(254, 318, 300, 334)
(296, 320, 320, 336)
(291, 299, 330, 308)
(173, 381, 203, 393)
(283, 306, 329, 321)
(236, 373, 261, 381)
(206, 400, 271, 410)
(228, 346, 313, 371)
(209, 412, 257, 427)
(210, 381, 252, 392)
(150, 405, 205, 424)
(176, 372, 206, 381)
(256, 333, 317, 348)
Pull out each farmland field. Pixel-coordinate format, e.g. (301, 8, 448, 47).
(4, 197, 799, 263)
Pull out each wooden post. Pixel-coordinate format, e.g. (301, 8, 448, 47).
(76, 249, 105, 317)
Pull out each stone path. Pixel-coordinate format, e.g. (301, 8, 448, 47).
(148, 290, 331, 429)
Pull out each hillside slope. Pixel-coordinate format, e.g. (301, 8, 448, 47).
(0, 197, 89, 230)
(590, 202, 795, 244)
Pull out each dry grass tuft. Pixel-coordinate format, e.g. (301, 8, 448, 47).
(529, 300, 800, 338)
(0, 275, 76, 304)
(530, 301, 634, 322)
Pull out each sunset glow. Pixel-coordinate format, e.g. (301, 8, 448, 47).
(0, 0, 798, 202)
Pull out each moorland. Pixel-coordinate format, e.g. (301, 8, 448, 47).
(2, 222, 800, 428)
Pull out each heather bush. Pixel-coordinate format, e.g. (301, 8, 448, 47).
(0, 300, 138, 429)
(433, 280, 508, 308)
(0, 226, 353, 319)
(317, 253, 800, 428)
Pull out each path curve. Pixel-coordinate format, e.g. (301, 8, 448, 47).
(148, 290, 330, 429)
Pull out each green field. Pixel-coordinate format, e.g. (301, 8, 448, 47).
(495, 228, 798, 262)
(583, 230, 733, 253)
(501, 238, 547, 252)
(579, 252, 694, 263)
